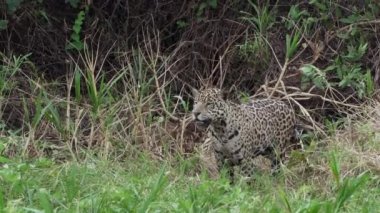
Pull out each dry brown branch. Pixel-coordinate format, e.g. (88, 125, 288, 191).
(270, 58, 290, 98)
(334, 19, 380, 35)
(261, 85, 360, 108)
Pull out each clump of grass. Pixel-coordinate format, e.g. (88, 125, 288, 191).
(238, 0, 276, 68)
(1, 35, 197, 162)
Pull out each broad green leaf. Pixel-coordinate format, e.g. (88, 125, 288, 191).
(0, 20, 8, 30)
(208, 0, 217, 9)
(6, 0, 23, 13)
(66, 0, 80, 8)
(339, 14, 360, 24)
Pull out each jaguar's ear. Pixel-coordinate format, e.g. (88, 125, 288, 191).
(191, 88, 199, 99)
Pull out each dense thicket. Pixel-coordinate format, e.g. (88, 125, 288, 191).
(2, 1, 378, 88)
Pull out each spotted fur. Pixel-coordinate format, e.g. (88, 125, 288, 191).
(192, 88, 296, 180)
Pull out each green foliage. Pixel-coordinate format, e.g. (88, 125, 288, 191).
(20, 83, 65, 135)
(300, 64, 330, 90)
(333, 173, 369, 212)
(0, 189, 4, 210)
(239, 91, 251, 104)
(0, 53, 31, 96)
(176, 20, 188, 29)
(293, 171, 369, 213)
(238, 1, 276, 67)
(2, 0, 55, 31)
(284, 5, 313, 61)
(301, 42, 374, 98)
(196, 0, 218, 21)
(329, 152, 341, 187)
(242, 0, 275, 34)
(66, 8, 88, 51)
(237, 35, 271, 67)
(286, 0, 376, 98)
(44, 100, 63, 134)
(0, 20, 8, 30)
(29, 91, 51, 130)
(324, 118, 344, 135)
(127, 48, 155, 99)
(285, 2, 377, 99)
(70, 58, 126, 117)
(285, 30, 301, 60)
(326, 152, 370, 212)
(137, 168, 168, 213)
(6, 0, 24, 14)
(65, 0, 80, 8)
(300, 39, 374, 98)
(74, 67, 82, 103)
(309, 0, 329, 13)
(341, 45, 370, 92)
(288, 5, 310, 24)
(364, 70, 375, 97)
(37, 188, 54, 213)
(0, 0, 84, 51)
(286, 4, 316, 34)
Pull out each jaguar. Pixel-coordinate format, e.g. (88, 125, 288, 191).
(192, 87, 296, 180)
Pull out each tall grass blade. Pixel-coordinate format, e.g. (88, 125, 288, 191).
(100, 69, 127, 100)
(296, 201, 323, 213)
(64, 166, 80, 203)
(279, 189, 292, 213)
(328, 152, 341, 187)
(333, 172, 369, 213)
(37, 189, 53, 213)
(0, 189, 4, 210)
(44, 98, 63, 134)
(286, 30, 301, 59)
(86, 70, 99, 114)
(32, 101, 53, 130)
(74, 67, 82, 103)
(137, 168, 168, 213)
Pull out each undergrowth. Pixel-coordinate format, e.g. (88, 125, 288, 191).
(1, 113, 380, 212)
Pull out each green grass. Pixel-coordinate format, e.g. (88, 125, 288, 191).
(1, 148, 379, 212)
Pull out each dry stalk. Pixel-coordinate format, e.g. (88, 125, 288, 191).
(65, 72, 79, 161)
(270, 58, 290, 98)
(331, 19, 380, 40)
(260, 84, 360, 109)
(142, 28, 181, 122)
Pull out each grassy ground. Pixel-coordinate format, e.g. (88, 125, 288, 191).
(1, 153, 379, 212)
(1, 106, 380, 212)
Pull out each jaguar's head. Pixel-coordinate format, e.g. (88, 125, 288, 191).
(191, 88, 226, 127)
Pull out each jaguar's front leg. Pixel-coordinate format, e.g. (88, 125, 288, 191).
(213, 149, 225, 172)
(238, 157, 256, 178)
(259, 143, 284, 174)
(213, 148, 236, 182)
